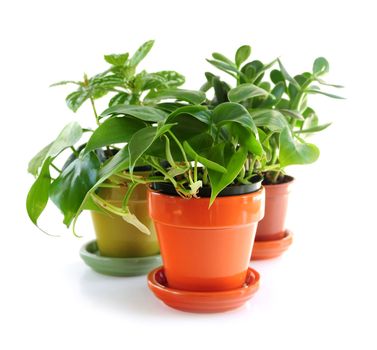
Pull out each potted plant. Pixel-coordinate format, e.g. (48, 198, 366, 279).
(81, 98, 266, 311)
(26, 41, 203, 274)
(204, 44, 344, 258)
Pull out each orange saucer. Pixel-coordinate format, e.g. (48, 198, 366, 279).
(147, 267, 260, 313)
(251, 230, 293, 260)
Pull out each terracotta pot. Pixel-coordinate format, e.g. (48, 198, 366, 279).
(148, 187, 265, 291)
(255, 176, 294, 241)
(91, 182, 159, 258)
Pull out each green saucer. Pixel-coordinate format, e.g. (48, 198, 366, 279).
(80, 240, 162, 277)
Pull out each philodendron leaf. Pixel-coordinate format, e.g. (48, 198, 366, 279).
(183, 141, 227, 173)
(228, 83, 270, 103)
(313, 57, 329, 76)
(235, 45, 252, 67)
(213, 102, 258, 136)
(251, 109, 289, 132)
(145, 88, 206, 105)
(208, 146, 248, 206)
(101, 104, 168, 122)
(50, 152, 101, 227)
(83, 116, 146, 155)
(129, 40, 154, 67)
(279, 128, 320, 167)
(104, 53, 129, 66)
(28, 122, 83, 176)
(26, 158, 51, 226)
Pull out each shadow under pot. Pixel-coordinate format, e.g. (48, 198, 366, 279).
(251, 176, 294, 260)
(148, 183, 265, 292)
(91, 172, 159, 258)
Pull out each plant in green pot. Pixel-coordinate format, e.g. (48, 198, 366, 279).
(26, 41, 198, 275)
(86, 100, 266, 312)
(204, 45, 344, 259)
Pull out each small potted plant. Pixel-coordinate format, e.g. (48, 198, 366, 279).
(84, 99, 266, 311)
(204, 44, 343, 258)
(26, 41, 202, 275)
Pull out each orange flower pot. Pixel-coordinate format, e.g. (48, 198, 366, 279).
(148, 188, 265, 292)
(255, 176, 294, 242)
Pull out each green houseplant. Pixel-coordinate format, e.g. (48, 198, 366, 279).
(204, 44, 343, 258)
(26, 40, 201, 265)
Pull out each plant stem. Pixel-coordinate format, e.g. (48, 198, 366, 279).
(272, 170, 281, 183)
(194, 160, 198, 182)
(70, 146, 79, 157)
(50, 163, 62, 173)
(90, 96, 100, 126)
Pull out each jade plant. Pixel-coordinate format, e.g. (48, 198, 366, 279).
(26, 40, 203, 234)
(203, 45, 344, 183)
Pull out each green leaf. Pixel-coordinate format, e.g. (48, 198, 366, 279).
(213, 102, 258, 135)
(145, 88, 206, 105)
(104, 53, 129, 66)
(128, 124, 175, 170)
(280, 109, 305, 120)
(50, 80, 80, 87)
(270, 69, 285, 85)
(66, 90, 89, 112)
(315, 78, 344, 88)
(183, 141, 226, 173)
(26, 158, 51, 225)
(129, 40, 154, 67)
(101, 104, 168, 122)
(212, 53, 235, 66)
(206, 59, 239, 77)
(108, 92, 130, 107)
(235, 45, 252, 67)
(167, 105, 210, 124)
(313, 57, 329, 76)
(305, 89, 345, 99)
(151, 70, 185, 88)
(228, 83, 270, 103)
(84, 117, 146, 154)
(277, 59, 300, 89)
(208, 146, 248, 206)
(28, 122, 82, 176)
(231, 123, 263, 156)
(250, 110, 289, 132)
(50, 152, 101, 227)
(296, 123, 332, 134)
(279, 128, 320, 167)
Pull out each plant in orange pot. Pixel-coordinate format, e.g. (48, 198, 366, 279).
(90, 100, 266, 312)
(204, 45, 344, 259)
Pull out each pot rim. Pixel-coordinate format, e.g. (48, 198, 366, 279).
(262, 175, 294, 188)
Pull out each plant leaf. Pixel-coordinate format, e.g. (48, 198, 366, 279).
(278, 59, 300, 89)
(313, 57, 329, 76)
(212, 53, 235, 66)
(50, 152, 100, 227)
(145, 88, 206, 105)
(280, 109, 305, 120)
(66, 90, 89, 112)
(104, 53, 129, 66)
(84, 116, 146, 154)
(28, 142, 53, 176)
(305, 89, 345, 99)
(235, 45, 252, 67)
(213, 102, 258, 135)
(250, 109, 289, 132)
(228, 83, 270, 103)
(315, 78, 344, 88)
(296, 123, 332, 134)
(129, 40, 154, 67)
(101, 104, 168, 122)
(26, 158, 51, 225)
(279, 128, 320, 167)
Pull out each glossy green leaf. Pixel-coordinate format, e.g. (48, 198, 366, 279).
(183, 141, 226, 173)
(50, 80, 80, 87)
(28, 142, 53, 176)
(167, 105, 210, 124)
(251, 110, 289, 132)
(305, 89, 345, 99)
(101, 104, 168, 122)
(129, 40, 154, 67)
(145, 88, 206, 105)
(279, 128, 320, 167)
(50, 152, 100, 227)
(280, 109, 305, 120)
(213, 102, 258, 135)
(206, 59, 240, 77)
(212, 53, 235, 66)
(228, 83, 270, 103)
(26, 158, 51, 225)
(315, 78, 344, 88)
(152, 70, 185, 88)
(108, 92, 130, 107)
(313, 57, 329, 76)
(278, 59, 300, 89)
(296, 123, 332, 134)
(208, 146, 248, 205)
(232, 123, 263, 156)
(66, 90, 89, 112)
(104, 53, 129, 66)
(235, 45, 251, 67)
(84, 117, 146, 154)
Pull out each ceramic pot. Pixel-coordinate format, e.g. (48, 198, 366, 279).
(91, 181, 159, 258)
(148, 187, 265, 292)
(255, 176, 294, 241)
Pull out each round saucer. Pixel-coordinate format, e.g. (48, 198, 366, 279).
(251, 230, 293, 260)
(80, 240, 162, 276)
(147, 266, 260, 313)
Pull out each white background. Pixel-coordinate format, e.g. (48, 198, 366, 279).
(1, 0, 376, 349)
